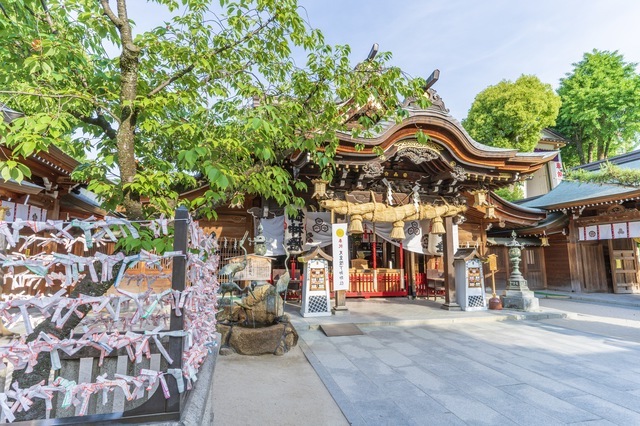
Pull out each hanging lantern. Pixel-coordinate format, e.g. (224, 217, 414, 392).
(390, 220, 406, 240)
(311, 179, 329, 199)
(540, 233, 550, 247)
(430, 216, 446, 235)
(348, 214, 364, 235)
(484, 204, 497, 220)
(472, 189, 489, 207)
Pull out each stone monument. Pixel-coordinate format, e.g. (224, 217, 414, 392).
(500, 231, 539, 311)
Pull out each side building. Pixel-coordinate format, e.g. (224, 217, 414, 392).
(497, 150, 640, 294)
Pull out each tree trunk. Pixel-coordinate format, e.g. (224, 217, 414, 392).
(597, 137, 606, 161)
(586, 143, 594, 164)
(575, 137, 586, 165)
(116, 0, 142, 218)
(574, 127, 586, 165)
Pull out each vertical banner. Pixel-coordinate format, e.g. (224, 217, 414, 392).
(284, 207, 306, 254)
(550, 157, 564, 188)
(332, 223, 350, 291)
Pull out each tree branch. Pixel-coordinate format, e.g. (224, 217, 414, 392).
(39, 0, 56, 33)
(146, 15, 277, 98)
(99, 0, 122, 27)
(147, 65, 194, 98)
(70, 111, 117, 140)
(0, 90, 120, 124)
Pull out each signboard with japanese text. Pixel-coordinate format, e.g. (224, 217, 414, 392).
(332, 223, 350, 291)
(284, 207, 306, 254)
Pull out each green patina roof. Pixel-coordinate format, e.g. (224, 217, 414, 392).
(519, 180, 640, 210)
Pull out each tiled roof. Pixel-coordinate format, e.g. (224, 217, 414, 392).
(574, 150, 640, 172)
(540, 128, 568, 143)
(519, 180, 640, 210)
(1, 103, 24, 124)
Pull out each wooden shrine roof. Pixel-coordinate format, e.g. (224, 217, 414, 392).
(291, 93, 557, 199)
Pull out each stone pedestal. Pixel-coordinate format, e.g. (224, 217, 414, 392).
(440, 302, 462, 311)
(332, 290, 349, 315)
(501, 289, 539, 311)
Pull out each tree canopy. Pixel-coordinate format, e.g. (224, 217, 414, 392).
(462, 75, 561, 152)
(556, 49, 640, 167)
(0, 0, 426, 218)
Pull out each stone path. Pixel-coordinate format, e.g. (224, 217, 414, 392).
(297, 312, 640, 425)
(214, 297, 640, 425)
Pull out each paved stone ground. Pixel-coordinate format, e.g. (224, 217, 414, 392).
(213, 296, 640, 425)
(212, 344, 349, 426)
(298, 318, 640, 425)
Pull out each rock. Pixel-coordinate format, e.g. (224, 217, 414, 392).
(225, 322, 298, 356)
(219, 346, 235, 356)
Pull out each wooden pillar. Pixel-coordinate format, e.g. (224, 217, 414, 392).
(566, 216, 583, 293)
(409, 251, 416, 298)
(441, 215, 461, 310)
(399, 241, 405, 290)
(50, 198, 61, 220)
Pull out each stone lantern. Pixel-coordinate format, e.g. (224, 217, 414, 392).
(500, 231, 539, 311)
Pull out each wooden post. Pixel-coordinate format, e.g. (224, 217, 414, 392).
(441, 215, 461, 310)
(167, 206, 189, 413)
(399, 241, 405, 291)
(409, 251, 416, 298)
(566, 216, 583, 293)
(0, 207, 14, 336)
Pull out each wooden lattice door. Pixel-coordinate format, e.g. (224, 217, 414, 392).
(608, 239, 640, 294)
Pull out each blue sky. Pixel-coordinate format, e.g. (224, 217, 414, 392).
(296, 0, 640, 119)
(126, 0, 640, 120)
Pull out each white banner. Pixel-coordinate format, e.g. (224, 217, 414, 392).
(332, 223, 349, 291)
(550, 160, 564, 188)
(260, 216, 285, 256)
(613, 222, 629, 239)
(579, 222, 638, 241)
(304, 211, 332, 249)
(583, 225, 598, 241)
(364, 220, 449, 255)
(15, 204, 28, 221)
(598, 224, 613, 240)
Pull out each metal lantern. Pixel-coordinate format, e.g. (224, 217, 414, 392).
(540, 233, 550, 247)
(311, 179, 329, 199)
(472, 189, 489, 207)
(484, 204, 497, 220)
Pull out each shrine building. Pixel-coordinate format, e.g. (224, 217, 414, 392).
(201, 72, 561, 307)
